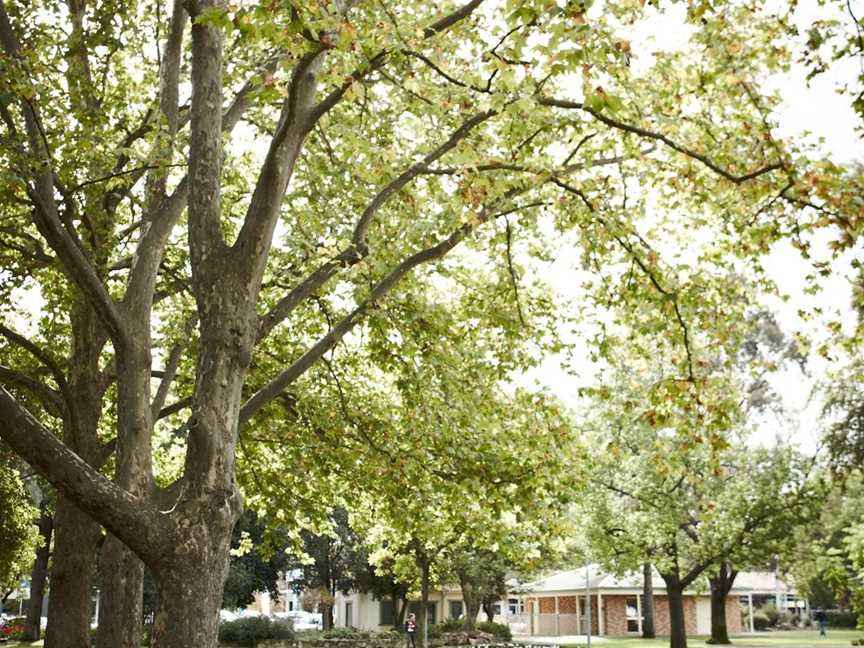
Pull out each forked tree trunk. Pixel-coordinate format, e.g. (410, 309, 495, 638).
(23, 507, 53, 641)
(95, 537, 144, 648)
(146, 481, 240, 648)
(707, 563, 737, 644)
(642, 562, 656, 639)
(44, 497, 101, 648)
(150, 551, 233, 648)
(457, 571, 481, 631)
(661, 571, 688, 648)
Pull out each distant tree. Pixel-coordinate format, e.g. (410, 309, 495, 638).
(0, 449, 39, 608)
(448, 548, 510, 630)
(222, 511, 291, 610)
(790, 471, 864, 632)
(289, 508, 365, 630)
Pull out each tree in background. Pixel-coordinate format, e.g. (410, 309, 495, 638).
(0, 449, 39, 614)
(578, 284, 819, 648)
(22, 482, 53, 642)
(222, 511, 292, 611)
(449, 547, 512, 630)
(289, 508, 366, 629)
(791, 471, 864, 632)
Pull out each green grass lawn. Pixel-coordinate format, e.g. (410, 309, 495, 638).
(556, 629, 862, 648)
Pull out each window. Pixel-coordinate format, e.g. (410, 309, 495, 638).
(625, 597, 641, 633)
(508, 598, 523, 615)
(380, 600, 395, 625)
(492, 603, 501, 616)
(449, 601, 464, 619)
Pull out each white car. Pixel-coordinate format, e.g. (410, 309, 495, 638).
(277, 610, 322, 631)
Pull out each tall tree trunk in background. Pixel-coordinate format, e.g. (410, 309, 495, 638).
(44, 498, 101, 648)
(642, 562, 656, 639)
(96, 537, 144, 648)
(23, 507, 53, 641)
(45, 310, 106, 648)
(395, 596, 408, 628)
(457, 570, 481, 631)
(482, 601, 495, 623)
(708, 563, 737, 644)
(661, 570, 688, 648)
(418, 555, 431, 648)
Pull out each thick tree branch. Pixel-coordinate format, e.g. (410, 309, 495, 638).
(424, 0, 485, 37)
(0, 387, 173, 566)
(230, 49, 325, 290)
(0, 365, 64, 414)
(240, 191, 542, 425)
(256, 110, 497, 342)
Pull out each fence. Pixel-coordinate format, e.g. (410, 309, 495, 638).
(502, 613, 586, 637)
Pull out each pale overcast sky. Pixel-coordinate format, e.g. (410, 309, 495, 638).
(521, 0, 863, 454)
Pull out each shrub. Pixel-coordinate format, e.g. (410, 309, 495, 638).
(752, 610, 771, 631)
(324, 627, 373, 639)
(218, 616, 294, 646)
(439, 617, 464, 632)
(825, 610, 859, 628)
(477, 621, 512, 641)
(2, 617, 28, 640)
(753, 604, 781, 627)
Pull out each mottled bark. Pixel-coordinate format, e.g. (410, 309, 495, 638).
(707, 563, 737, 645)
(642, 562, 656, 639)
(45, 303, 106, 648)
(43, 497, 101, 648)
(96, 537, 144, 648)
(23, 507, 53, 641)
(150, 543, 234, 648)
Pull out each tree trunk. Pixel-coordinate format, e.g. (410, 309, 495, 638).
(642, 562, 656, 639)
(44, 496, 101, 648)
(661, 571, 688, 648)
(95, 536, 144, 648)
(482, 602, 495, 623)
(44, 299, 108, 648)
(395, 596, 408, 628)
(23, 506, 53, 641)
(96, 332, 156, 648)
(149, 554, 232, 648)
(457, 571, 480, 631)
(419, 559, 431, 648)
(322, 601, 334, 630)
(707, 563, 737, 645)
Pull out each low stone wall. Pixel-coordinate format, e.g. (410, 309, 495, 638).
(226, 631, 496, 648)
(249, 641, 402, 648)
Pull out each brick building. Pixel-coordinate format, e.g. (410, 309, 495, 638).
(521, 565, 746, 638)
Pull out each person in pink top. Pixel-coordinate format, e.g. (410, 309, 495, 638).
(404, 613, 417, 648)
